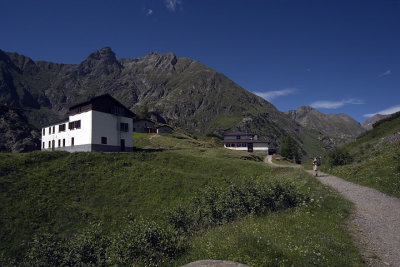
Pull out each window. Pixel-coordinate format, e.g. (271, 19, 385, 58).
(42, 129, 45, 136)
(238, 143, 242, 147)
(71, 137, 74, 146)
(48, 141, 51, 148)
(120, 122, 129, 132)
(59, 124, 66, 132)
(42, 142, 45, 149)
(52, 126, 55, 134)
(101, 137, 107, 144)
(58, 139, 61, 147)
(75, 120, 81, 129)
(63, 139, 65, 147)
(236, 136, 241, 140)
(111, 106, 122, 115)
(68, 120, 81, 130)
(242, 143, 247, 147)
(48, 128, 51, 134)
(226, 143, 231, 147)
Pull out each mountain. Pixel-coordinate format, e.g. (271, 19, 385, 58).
(0, 47, 302, 149)
(362, 114, 390, 130)
(0, 105, 40, 152)
(286, 106, 365, 145)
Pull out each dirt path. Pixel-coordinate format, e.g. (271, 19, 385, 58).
(307, 171, 400, 267)
(264, 156, 400, 266)
(264, 155, 302, 168)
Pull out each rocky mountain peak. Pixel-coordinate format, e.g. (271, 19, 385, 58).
(78, 46, 122, 76)
(142, 51, 179, 70)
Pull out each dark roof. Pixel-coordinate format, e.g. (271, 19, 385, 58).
(157, 125, 173, 129)
(133, 118, 155, 124)
(41, 118, 69, 128)
(223, 140, 268, 144)
(69, 94, 135, 117)
(224, 131, 252, 136)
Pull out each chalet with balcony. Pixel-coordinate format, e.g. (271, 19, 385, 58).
(223, 131, 269, 154)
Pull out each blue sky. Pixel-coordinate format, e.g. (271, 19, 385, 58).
(1, 0, 399, 123)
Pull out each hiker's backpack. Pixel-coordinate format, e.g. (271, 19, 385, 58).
(316, 158, 321, 166)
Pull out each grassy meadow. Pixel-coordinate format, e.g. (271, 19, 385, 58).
(0, 133, 365, 266)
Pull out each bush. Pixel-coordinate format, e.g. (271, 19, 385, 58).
(21, 221, 187, 267)
(106, 219, 186, 266)
(394, 151, 400, 173)
(327, 148, 353, 167)
(168, 180, 306, 234)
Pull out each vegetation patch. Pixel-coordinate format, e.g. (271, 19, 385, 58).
(321, 113, 400, 198)
(0, 134, 365, 266)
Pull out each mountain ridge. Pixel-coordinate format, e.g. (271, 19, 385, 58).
(286, 105, 365, 145)
(0, 47, 302, 149)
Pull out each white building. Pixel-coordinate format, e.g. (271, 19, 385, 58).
(41, 94, 135, 152)
(223, 131, 269, 154)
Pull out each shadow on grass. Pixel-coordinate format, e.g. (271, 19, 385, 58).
(133, 147, 165, 153)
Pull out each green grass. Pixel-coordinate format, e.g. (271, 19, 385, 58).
(0, 133, 365, 266)
(271, 157, 299, 166)
(323, 143, 400, 198)
(320, 113, 400, 198)
(175, 169, 364, 267)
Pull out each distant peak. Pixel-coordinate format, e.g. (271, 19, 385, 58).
(100, 46, 112, 52)
(79, 46, 122, 75)
(86, 46, 117, 61)
(146, 51, 176, 58)
(298, 105, 315, 112)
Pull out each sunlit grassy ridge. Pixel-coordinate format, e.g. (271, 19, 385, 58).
(322, 112, 400, 198)
(0, 133, 364, 266)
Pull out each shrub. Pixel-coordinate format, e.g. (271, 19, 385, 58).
(327, 148, 353, 167)
(106, 219, 186, 266)
(168, 180, 306, 234)
(394, 151, 400, 173)
(22, 221, 186, 267)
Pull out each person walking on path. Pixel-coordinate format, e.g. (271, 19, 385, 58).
(312, 157, 318, 177)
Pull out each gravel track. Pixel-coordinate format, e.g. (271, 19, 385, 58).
(182, 157, 400, 266)
(265, 155, 400, 266)
(307, 170, 400, 267)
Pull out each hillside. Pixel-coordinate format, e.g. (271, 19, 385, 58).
(0, 105, 40, 152)
(361, 114, 390, 130)
(286, 106, 365, 146)
(323, 111, 400, 197)
(0, 133, 364, 266)
(0, 47, 302, 150)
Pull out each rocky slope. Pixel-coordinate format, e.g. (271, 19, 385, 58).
(0, 105, 40, 152)
(362, 114, 390, 130)
(0, 47, 301, 149)
(286, 106, 365, 145)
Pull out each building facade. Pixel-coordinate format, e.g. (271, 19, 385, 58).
(132, 119, 156, 133)
(156, 125, 173, 134)
(41, 94, 135, 152)
(223, 131, 269, 154)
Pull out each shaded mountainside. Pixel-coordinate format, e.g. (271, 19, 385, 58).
(0, 105, 40, 152)
(362, 114, 390, 130)
(286, 106, 365, 146)
(0, 47, 301, 149)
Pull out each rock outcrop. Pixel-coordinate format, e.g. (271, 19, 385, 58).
(0, 105, 40, 152)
